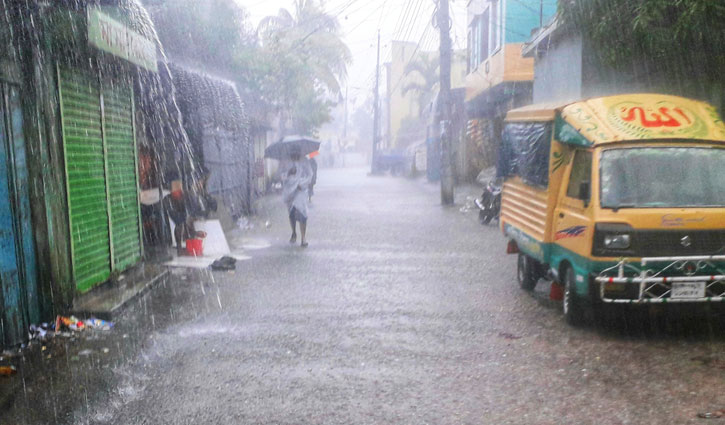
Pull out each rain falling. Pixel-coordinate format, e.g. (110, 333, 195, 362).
(1, 0, 725, 423)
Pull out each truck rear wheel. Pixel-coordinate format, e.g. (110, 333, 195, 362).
(563, 266, 586, 326)
(517, 253, 540, 291)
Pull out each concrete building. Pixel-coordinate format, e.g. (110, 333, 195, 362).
(522, 16, 719, 107)
(464, 0, 556, 180)
(386, 41, 423, 150)
(0, 1, 194, 348)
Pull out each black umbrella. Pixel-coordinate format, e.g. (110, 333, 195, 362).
(264, 135, 321, 160)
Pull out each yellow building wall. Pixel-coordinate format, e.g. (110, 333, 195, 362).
(451, 51, 468, 89)
(387, 41, 421, 150)
(465, 43, 534, 102)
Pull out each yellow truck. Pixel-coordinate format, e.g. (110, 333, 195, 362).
(499, 94, 725, 324)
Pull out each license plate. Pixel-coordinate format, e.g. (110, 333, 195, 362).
(671, 281, 706, 299)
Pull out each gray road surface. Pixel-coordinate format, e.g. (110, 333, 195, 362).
(3, 168, 725, 425)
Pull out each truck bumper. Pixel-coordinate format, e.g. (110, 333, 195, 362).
(594, 255, 725, 304)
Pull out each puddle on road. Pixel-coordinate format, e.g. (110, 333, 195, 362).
(230, 238, 272, 250)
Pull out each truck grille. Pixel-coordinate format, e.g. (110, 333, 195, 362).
(634, 229, 725, 256)
(593, 228, 725, 257)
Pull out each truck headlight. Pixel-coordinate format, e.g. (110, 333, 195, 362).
(604, 234, 630, 249)
(593, 223, 635, 256)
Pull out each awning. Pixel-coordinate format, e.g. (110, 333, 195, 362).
(465, 82, 532, 118)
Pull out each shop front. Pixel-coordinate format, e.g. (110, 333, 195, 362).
(55, 7, 156, 293)
(0, 1, 166, 348)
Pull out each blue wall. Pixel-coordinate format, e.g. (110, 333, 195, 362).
(505, 0, 557, 44)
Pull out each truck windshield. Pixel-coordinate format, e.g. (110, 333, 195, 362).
(600, 147, 725, 208)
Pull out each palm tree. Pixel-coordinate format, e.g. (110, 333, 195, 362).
(258, 0, 351, 95)
(401, 53, 439, 117)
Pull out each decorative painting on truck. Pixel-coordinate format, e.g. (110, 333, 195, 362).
(559, 94, 725, 144)
(607, 100, 709, 140)
(555, 225, 586, 240)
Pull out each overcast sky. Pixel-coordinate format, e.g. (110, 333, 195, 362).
(234, 0, 467, 105)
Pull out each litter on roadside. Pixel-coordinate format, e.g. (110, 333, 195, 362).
(211, 256, 237, 271)
(56, 315, 84, 331)
(498, 332, 522, 340)
(236, 216, 253, 230)
(85, 318, 114, 331)
(54, 316, 114, 332)
(698, 409, 725, 419)
(0, 365, 17, 376)
(29, 323, 51, 340)
(459, 196, 477, 213)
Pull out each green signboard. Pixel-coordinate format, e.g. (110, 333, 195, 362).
(87, 8, 157, 73)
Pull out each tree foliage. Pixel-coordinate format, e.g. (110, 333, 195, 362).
(402, 53, 439, 117)
(146, 0, 351, 135)
(147, 0, 251, 68)
(258, 0, 351, 134)
(559, 0, 725, 106)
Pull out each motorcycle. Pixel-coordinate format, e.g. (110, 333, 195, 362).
(475, 179, 502, 225)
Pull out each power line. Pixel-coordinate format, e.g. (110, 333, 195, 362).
(377, 0, 390, 28)
(392, 0, 416, 40)
(388, 17, 434, 96)
(353, 0, 429, 93)
(345, 0, 391, 36)
(398, 0, 425, 43)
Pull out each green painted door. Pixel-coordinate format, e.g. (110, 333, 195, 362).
(58, 69, 111, 292)
(58, 68, 142, 292)
(102, 83, 142, 271)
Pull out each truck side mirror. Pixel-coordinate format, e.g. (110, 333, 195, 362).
(579, 181, 591, 205)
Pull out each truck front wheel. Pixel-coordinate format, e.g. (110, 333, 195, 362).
(563, 266, 586, 326)
(517, 253, 540, 291)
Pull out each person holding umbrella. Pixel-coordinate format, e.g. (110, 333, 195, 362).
(265, 136, 320, 248)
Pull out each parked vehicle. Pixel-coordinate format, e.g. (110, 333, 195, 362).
(404, 140, 427, 176)
(373, 150, 407, 175)
(475, 179, 502, 224)
(499, 94, 725, 325)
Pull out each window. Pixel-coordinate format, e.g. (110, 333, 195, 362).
(480, 9, 489, 63)
(468, 11, 491, 70)
(600, 147, 725, 208)
(490, 0, 501, 54)
(468, 17, 478, 70)
(566, 150, 592, 200)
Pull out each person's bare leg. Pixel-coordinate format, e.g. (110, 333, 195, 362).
(174, 225, 184, 256)
(289, 214, 297, 243)
(300, 221, 307, 247)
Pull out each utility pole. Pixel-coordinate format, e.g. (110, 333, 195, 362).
(371, 30, 381, 174)
(343, 83, 348, 140)
(437, 0, 454, 204)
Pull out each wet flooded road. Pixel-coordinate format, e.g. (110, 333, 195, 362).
(5, 168, 725, 424)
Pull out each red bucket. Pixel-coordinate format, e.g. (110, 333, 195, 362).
(186, 238, 203, 256)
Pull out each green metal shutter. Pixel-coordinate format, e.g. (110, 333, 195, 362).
(58, 69, 111, 292)
(102, 82, 142, 271)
